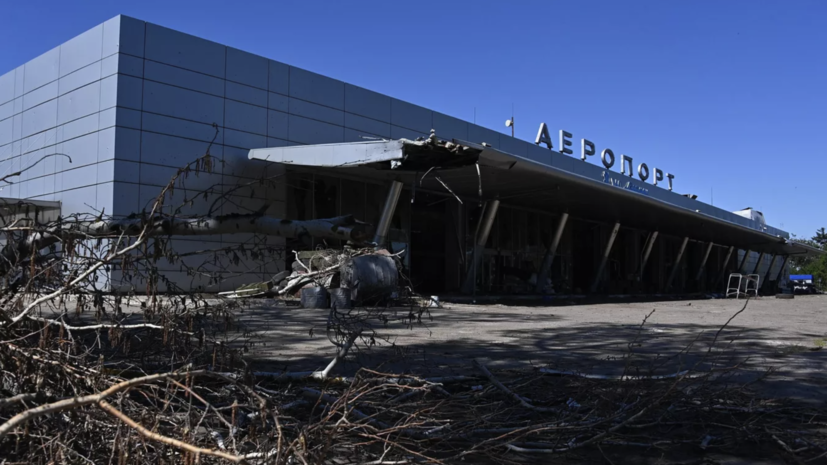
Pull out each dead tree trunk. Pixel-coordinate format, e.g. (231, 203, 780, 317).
(1, 213, 367, 273)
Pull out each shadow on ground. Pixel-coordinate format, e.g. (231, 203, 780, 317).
(226, 296, 827, 404)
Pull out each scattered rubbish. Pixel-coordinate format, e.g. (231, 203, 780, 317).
(301, 287, 329, 309)
(218, 281, 271, 299)
(340, 254, 398, 303)
(329, 288, 353, 309)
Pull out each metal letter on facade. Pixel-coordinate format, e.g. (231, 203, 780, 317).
(462, 200, 501, 294)
(667, 173, 675, 191)
(535, 123, 553, 149)
(601, 149, 615, 169)
(637, 163, 649, 182)
(665, 236, 690, 292)
(621, 155, 634, 177)
(590, 222, 621, 293)
(638, 231, 659, 280)
(373, 180, 404, 248)
(581, 139, 595, 161)
(559, 130, 573, 155)
(535, 213, 569, 293)
(654, 168, 664, 186)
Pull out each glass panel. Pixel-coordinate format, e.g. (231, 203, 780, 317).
(313, 175, 340, 248)
(340, 179, 366, 222)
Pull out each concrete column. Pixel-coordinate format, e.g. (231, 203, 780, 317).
(665, 236, 690, 292)
(638, 231, 659, 281)
(735, 249, 751, 274)
(694, 242, 714, 281)
(372, 180, 403, 248)
(751, 251, 765, 275)
(461, 200, 500, 294)
(534, 213, 569, 293)
(590, 222, 621, 293)
(761, 254, 778, 290)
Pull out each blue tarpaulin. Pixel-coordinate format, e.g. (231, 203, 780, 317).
(790, 275, 813, 281)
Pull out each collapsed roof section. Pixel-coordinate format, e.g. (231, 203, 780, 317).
(248, 135, 823, 259)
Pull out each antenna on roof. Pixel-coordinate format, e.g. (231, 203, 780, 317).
(504, 103, 514, 138)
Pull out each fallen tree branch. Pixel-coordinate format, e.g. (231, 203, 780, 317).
(311, 329, 361, 380)
(538, 368, 701, 381)
(0, 393, 38, 410)
(97, 400, 245, 463)
(0, 370, 205, 440)
(475, 360, 561, 413)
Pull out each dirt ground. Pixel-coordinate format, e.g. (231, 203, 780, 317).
(228, 294, 827, 403)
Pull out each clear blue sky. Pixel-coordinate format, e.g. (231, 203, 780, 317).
(2, 1, 825, 239)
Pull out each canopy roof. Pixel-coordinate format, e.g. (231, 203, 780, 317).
(249, 137, 823, 259)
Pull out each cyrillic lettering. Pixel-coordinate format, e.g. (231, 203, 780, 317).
(621, 154, 634, 176)
(581, 139, 595, 161)
(601, 149, 615, 169)
(654, 168, 664, 186)
(535, 123, 553, 149)
(637, 163, 649, 181)
(559, 130, 573, 155)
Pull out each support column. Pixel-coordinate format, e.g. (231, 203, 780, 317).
(737, 249, 751, 273)
(761, 254, 778, 290)
(372, 180, 403, 248)
(665, 236, 690, 292)
(590, 222, 620, 293)
(461, 200, 500, 294)
(694, 242, 714, 281)
(751, 251, 765, 275)
(638, 231, 659, 280)
(774, 255, 789, 282)
(716, 246, 735, 286)
(534, 213, 569, 293)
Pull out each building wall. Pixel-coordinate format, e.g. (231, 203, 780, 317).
(0, 14, 792, 292)
(0, 16, 128, 219)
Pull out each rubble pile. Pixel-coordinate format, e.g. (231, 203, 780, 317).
(273, 248, 400, 306)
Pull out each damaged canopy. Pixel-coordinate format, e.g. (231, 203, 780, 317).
(248, 136, 823, 259)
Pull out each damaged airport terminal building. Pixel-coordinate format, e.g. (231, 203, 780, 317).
(2, 15, 822, 296)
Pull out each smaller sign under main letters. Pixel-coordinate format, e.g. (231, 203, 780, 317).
(535, 123, 675, 191)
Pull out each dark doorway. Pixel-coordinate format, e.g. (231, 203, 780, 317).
(571, 221, 596, 293)
(409, 192, 448, 294)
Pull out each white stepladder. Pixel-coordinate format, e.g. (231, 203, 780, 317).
(726, 273, 760, 298)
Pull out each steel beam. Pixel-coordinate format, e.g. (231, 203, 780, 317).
(751, 251, 765, 275)
(775, 255, 789, 282)
(665, 236, 690, 292)
(737, 249, 751, 274)
(372, 180, 403, 248)
(716, 246, 735, 286)
(590, 222, 621, 293)
(461, 200, 501, 294)
(761, 254, 778, 289)
(638, 231, 659, 280)
(534, 213, 569, 293)
(694, 242, 715, 281)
